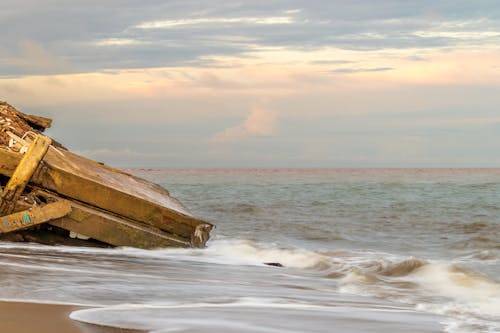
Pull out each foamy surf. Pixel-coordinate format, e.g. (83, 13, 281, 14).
(0, 239, 498, 332)
(69, 297, 443, 333)
(151, 240, 500, 332)
(204, 241, 500, 332)
(412, 263, 500, 317)
(336, 258, 500, 332)
(202, 239, 333, 269)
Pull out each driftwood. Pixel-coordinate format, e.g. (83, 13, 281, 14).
(0, 101, 213, 248)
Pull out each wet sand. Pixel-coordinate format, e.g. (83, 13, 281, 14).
(0, 301, 144, 333)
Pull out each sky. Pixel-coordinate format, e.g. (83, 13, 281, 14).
(1, 0, 500, 167)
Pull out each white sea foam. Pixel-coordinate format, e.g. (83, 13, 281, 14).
(202, 239, 332, 269)
(69, 298, 327, 332)
(10, 239, 332, 269)
(70, 297, 435, 333)
(411, 263, 500, 317)
(2, 240, 498, 332)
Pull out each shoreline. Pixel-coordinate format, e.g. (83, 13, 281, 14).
(0, 301, 144, 333)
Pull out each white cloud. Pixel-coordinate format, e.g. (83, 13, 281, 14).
(212, 107, 277, 142)
(94, 38, 146, 46)
(413, 30, 500, 39)
(136, 16, 294, 29)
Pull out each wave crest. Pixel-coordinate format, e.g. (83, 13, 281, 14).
(378, 259, 428, 277)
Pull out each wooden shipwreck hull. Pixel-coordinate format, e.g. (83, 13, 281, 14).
(0, 101, 213, 248)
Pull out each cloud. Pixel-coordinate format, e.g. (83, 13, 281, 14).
(1, 1, 500, 168)
(136, 16, 295, 29)
(407, 55, 428, 61)
(1, 1, 500, 76)
(13, 40, 71, 74)
(332, 67, 395, 74)
(212, 107, 277, 142)
(93, 38, 147, 46)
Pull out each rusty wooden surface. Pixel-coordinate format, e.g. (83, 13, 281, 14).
(0, 201, 72, 234)
(0, 135, 52, 214)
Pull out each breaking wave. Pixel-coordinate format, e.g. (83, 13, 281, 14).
(200, 240, 500, 332)
(1, 239, 499, 333)
(203, 239, 333, 270)
(412, 263, 500, 318)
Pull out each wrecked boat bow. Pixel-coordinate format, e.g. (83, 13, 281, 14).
(0, 101, 213, 249)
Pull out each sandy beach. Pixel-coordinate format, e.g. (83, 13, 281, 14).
(0, 301, 144, 333)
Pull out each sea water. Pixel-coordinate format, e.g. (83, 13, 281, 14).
(0, 168, 499, 332)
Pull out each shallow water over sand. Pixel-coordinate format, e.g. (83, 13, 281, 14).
(1, 168, 499, 332)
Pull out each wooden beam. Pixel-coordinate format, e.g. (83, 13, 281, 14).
(15, 110, 52, 130)
(37, 148, 211, 239)
(0, 147, 213, 247)
(0, 200, 72, 234)
(49, 201, 191, 249)
(0, 149, 19, 176)
(0, 135, 52, 215)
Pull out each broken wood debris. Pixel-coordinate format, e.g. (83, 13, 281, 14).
(0, 101, 213, 249)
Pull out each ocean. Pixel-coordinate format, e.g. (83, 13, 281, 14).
(0, 168, 499, 332)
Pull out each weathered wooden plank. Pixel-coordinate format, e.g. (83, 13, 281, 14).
(49, 201, 191, 249)
(0, 149, 19, 176)
(0, 102, 212, 248)
(34, 147, 212, 239)
(0, 148, 213, 246)
(14, 110, 52, 130)
(0, 200, 72, 233)
(0, 135, 52, 214)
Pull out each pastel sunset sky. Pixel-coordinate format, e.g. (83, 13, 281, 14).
(1, 1, 499, 167)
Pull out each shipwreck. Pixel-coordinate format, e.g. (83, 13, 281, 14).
(0, 101, 213, 248)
